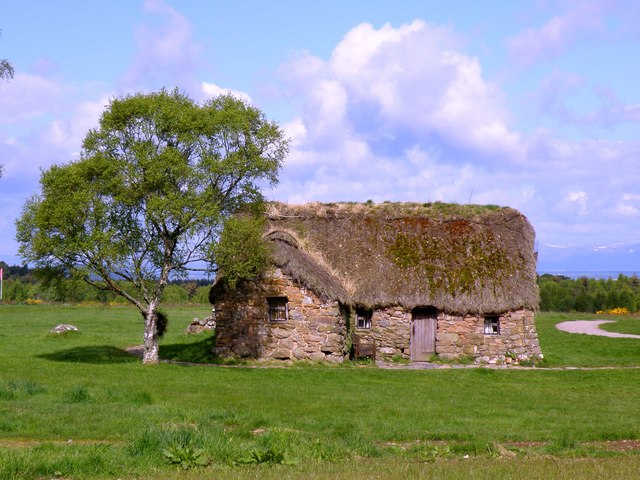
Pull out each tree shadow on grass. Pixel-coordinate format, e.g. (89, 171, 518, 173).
(160, 334, 217, 364)
(38, 345, 138, 364)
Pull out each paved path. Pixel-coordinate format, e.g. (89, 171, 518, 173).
(556, 320, 640, 339)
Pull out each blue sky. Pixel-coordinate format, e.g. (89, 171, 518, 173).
(1, 0, 639, 271)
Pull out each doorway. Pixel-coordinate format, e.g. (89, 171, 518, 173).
(411, 307, 437, 361)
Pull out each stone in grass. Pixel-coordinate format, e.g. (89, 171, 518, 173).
(49, 324, 79, 334)
(185, 315, 216, 334)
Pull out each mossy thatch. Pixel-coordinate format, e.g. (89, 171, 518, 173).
(266, 230, 350, 304)
(259, 201, 539, 315)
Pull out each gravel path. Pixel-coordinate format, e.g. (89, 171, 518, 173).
(556, 320, 640, 339)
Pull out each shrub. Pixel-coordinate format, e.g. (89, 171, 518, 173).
(162, 441, 210, 470)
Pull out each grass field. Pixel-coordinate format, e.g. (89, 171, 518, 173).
(0, 304, 639, 479)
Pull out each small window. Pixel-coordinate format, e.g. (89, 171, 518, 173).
(268, 297, 288, 323)
(484, 315, 500, 335)
(355, 308, 372, 329)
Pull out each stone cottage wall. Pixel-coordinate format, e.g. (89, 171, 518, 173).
(435, 309, 541, 362)
(352, 307, 542, 363)
(352, 307, 412, 358)
(214, 269, 542, 364)
(213, 269, 346, 362)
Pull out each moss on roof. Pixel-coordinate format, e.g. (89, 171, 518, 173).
(220, 201, 539, 314)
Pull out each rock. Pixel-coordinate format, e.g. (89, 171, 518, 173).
(185, 315, 216, 334)
(462, 345, 477, 355)
(49, 324, 78, 334)
(436, 332, 459, 342)
(309, 351, 326, 362)
(379, 347, 396, 356)
(231, 343, 253, 357)
(325, 354, 344, 364)
(270, 348, 292, 359)
(271, 328, 291, 339)
(292, 348, 307, 360)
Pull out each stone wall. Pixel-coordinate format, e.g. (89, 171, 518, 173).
(436, 309, 542, 362)
(351, 307, 542, 363)
(352, 307, 411, 358)
(213, 269, 346, 362)
(213, 270, 542, 364)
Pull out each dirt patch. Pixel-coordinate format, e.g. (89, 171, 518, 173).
(0, 438, 124, 448)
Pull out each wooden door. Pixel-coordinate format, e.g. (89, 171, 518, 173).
(411, 307, 437, 361)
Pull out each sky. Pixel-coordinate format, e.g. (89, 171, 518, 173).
(1, 0, 639, 272)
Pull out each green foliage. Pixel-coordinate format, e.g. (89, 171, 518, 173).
(238, 446, 291, 465)
(161, 285, 189, 304)
(538, 274, 640, 312)
(162, 441, 210, 469)
(15, 89, 287, 363)
(213, 213, 272, 288)
(419, 443, 452, 462)
(156, 310, 168, 337)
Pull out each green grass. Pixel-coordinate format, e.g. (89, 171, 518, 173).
(0, 305, 639, 479)
(535, 312, 640, 367)
(598, 316, 640, 335)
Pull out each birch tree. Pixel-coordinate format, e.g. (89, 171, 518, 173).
(16, 89, 288, 364)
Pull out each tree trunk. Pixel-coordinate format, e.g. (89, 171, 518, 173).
(142, 302, 159, 365)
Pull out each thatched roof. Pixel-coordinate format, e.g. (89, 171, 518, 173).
(265, 230, 350, 304)
(215, 201, 539, 314)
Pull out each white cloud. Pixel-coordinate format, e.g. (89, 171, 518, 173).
(508, 3, 605, 67)
(613, 203, 640, 217)
(201, 82, 252, 104)
(0, 72, 64, 123)
(43, 96, 110, 152)
(282, 118, 307, 148)
(281, 20, 523, 166)
(561, 190, 589, 215)
(274, 19, 633, 248)
(623, 193, 640, 201)
(121, 0, 201, 90)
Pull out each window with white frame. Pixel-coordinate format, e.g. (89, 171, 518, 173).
(355, 308, 372, 329)
(267, 297, 288, 323)
(483, 315, 500, 335)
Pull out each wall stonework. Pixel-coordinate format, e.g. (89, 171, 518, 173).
(213, 269, 346, 362)
(213, 271, 542, 364)
(436, 310, 542, 362)
(353, 307, 411, 358)
(349, 307, 541, 363)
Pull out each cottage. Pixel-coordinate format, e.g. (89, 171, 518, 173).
(211, 202, 542, 363)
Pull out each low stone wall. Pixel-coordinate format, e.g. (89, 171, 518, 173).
(213, 269, 346, 362)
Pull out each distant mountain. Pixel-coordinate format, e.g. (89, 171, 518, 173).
(537, 242, 640, 275)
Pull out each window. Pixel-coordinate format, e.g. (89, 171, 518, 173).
(484, 315, 500, 335)
(355, 308, 372, 329)
(267, 297, 288, 323)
